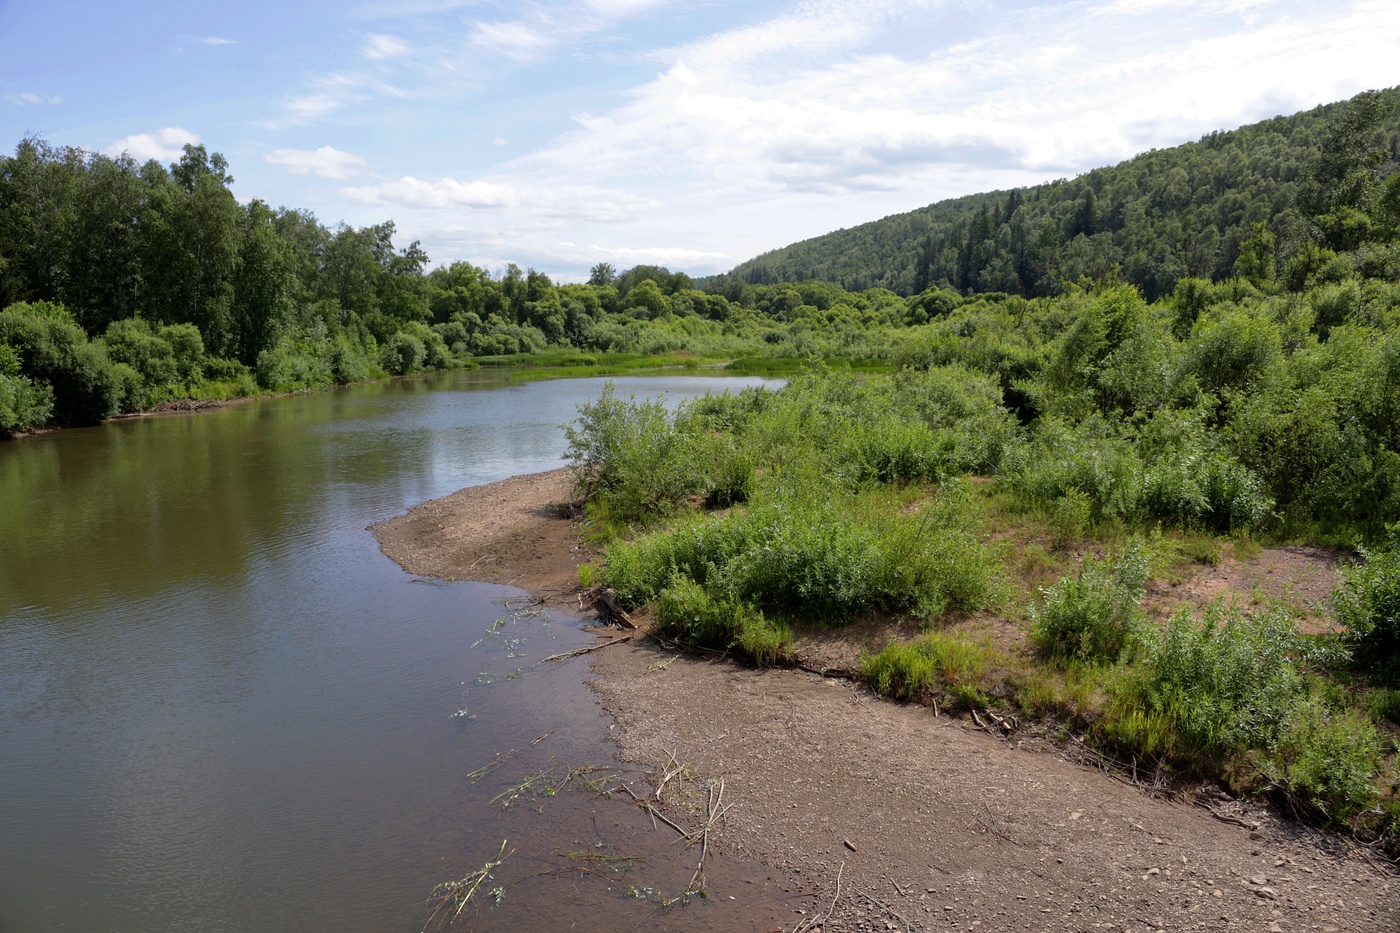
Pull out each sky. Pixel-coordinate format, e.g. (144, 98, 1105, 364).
(1, 0, 1398, 282)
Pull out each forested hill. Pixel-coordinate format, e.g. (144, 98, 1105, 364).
(724, 88, 1400, 301)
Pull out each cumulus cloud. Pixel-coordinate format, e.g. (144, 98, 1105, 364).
(524, 0, 1400, 200)
(266, 146, 368, 180)
(103, 127, 200, 162)
(341, 175, 658, 222)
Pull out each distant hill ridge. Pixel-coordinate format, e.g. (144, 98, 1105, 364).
(721, 89, 1400, 301)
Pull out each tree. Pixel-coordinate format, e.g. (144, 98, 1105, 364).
(137, 148, 242, 355)
(588, 262, 617, 286)
(230, 200, 295, 364)
(1301, 89, 1394, 249)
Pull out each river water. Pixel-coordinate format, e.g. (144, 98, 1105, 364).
(0, 371, 791, 933)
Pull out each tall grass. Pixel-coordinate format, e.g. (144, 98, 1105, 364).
(863, 632, 1004, 707)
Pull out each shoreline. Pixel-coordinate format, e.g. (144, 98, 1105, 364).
(375, 469, 1398, 932)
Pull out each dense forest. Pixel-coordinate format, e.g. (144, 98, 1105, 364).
(0, 134, 936, 433)
(2, 88, 1399, 549)
(726, 88, 1400, 300)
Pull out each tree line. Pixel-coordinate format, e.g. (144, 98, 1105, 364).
(727, 88, 1400, 301)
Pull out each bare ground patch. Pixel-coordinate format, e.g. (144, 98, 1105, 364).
(376, 474, 1397, 930)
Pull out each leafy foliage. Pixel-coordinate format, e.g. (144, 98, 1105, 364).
(726, 89, 1400, 302)
(1334, 525, 1400, 679)
(1031, 537, 1150, 664)
(1112, 605, 1304, 756)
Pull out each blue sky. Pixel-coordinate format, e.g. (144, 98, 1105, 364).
(2, 0, 1397, 281)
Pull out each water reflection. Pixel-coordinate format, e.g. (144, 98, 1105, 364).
(0, 371, 783, 933)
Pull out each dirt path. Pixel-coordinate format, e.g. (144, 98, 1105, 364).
(374, 470, 1397, 932)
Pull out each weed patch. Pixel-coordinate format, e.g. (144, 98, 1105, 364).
(1031, 537, 1149, 664)
(863, 632, 1005, 705)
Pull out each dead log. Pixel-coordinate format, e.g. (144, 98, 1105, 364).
(592, 587, 637, 629)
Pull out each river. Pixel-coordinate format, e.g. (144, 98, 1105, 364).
(0, 370, 790, 933)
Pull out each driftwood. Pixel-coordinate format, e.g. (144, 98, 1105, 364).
(591, 587, 637, 629)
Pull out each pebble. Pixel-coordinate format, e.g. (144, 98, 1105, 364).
(1255, 886, 1279, 900)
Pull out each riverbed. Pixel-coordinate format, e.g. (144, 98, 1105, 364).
(0, 370, 786, 933)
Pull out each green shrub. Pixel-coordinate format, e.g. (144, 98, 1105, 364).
(1031, 537, 1149, 664)
(102, 318, 179, 386)
(840, 416, 948, 486)
(0, 342, 53, 434)
(1047, 488, 1092, 547)
(1114, 605, 1303, 756)
(605, 486, 998, 621)
(255, 334, 334, 390)
(1364, 687, 1400, 724)
(1267, 700, 1382, 821)
(1000, 416, 1143, 524)
(863, 641, 936, 701)
(1334, 525, 1400, 680)
(328, 336, 371, 384)
(381, 331, 426, 375)
(655, 574, 790, 664)
(0, 301, 123, 424)
(159, 322, 206, 384)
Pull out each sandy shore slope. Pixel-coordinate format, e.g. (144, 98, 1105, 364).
(375, 469, 1397, 932)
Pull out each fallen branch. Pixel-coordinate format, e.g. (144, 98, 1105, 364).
(857, 889, 913, 933)
(466, 727, 558, 781)
(679, 778, 728, 901)
(619, 784, 690, 838)
(540, 636, 632, 664)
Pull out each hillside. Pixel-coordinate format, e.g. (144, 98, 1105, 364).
(726, 88, 1400, 300)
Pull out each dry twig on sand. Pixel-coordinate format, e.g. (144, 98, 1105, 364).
(790, 862, 844, 933)
(539, 636, 631, 664)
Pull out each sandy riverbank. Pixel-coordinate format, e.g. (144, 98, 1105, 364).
(375, 469, 1397, 932)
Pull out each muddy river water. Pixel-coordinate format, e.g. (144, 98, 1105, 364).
(0, 370, 792, 933)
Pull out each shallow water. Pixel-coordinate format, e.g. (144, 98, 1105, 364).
(0, 370, 795, 933)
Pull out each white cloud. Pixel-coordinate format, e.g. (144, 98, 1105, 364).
(364, 33, 409, 58)
(196, 36, 237, 45)
(103, 127, 200, 162)
(250, 0, 1400, 278)
(525, 0, 1400, 199)
(284, 93, 343, 121)
(266, 146, 368, 180)
(273, 73, 405, 125)
(470, 20, 553, 61)
(463, 0, 676, 64)
(587, 243, 730, 266)
(580, 0, 667, 15)
(341, 175, 658, 222)
(5, 91, 61, 105)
